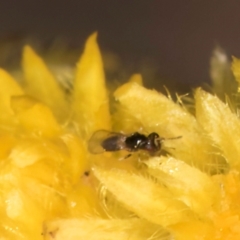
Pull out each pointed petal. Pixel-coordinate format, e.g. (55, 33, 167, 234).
(146, 156, 220, 214)
(129, 74, 143, 85)
(195, 88, 240, 169)
(114, 82, 224, 171)
(43, 218, 171, 240)
(22, 46, 68, 121)
(73, 32, 111, 138)
(93, 167, 194, 226)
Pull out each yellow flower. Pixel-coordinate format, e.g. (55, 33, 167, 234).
(1, 33, 240, 240)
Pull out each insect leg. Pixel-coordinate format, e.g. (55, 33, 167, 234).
(119, 153, 132, 161)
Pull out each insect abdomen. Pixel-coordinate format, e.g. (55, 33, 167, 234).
(101, 136, 123, 151)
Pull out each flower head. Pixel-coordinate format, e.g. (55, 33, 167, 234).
(1, 33, 240, 240)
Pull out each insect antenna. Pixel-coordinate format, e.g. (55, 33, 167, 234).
(118, 153, 132, 161)
(158, 135, 182, 142)
(158, 135, 182, 151)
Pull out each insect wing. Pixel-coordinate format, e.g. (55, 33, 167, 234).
(88, 130, 126, 154)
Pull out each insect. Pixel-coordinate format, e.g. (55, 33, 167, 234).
(88, 130, 181, 157)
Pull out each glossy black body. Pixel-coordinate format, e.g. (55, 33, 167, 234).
(88, 130, 161, 155)
(101, 135, 124, 151)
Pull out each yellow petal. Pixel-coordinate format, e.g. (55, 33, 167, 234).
(60, 134, 88, 184)
(73, 32, 111, 138)
(3, 188, 46, 239)
(146, 156, 220, 215)
(93, 167, 194, 226)
(43, 218, 170, 240)
(1, 176, 67, 239)
(0, 69, 23, 111)
(210, 47, 236, 98)
(114, 82, 225, 172)
(9, 139, 49, 168)
(0, 69, 23, 127)
(128, 73, 143, 85)
(11, 96, 61, 137)
(67, 183, 103, 217)
(169, 221, 215, 240)
(231, 56, 240, 92)
(22, 46, 68, 121)
(0, 134, 16, 159)
(195, 88, 240, 169)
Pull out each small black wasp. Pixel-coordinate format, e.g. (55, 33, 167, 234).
(88, 130, 181, 157)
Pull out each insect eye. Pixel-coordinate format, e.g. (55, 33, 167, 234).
(154, 137, 160, 146)
(148, 132, 160, 146)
